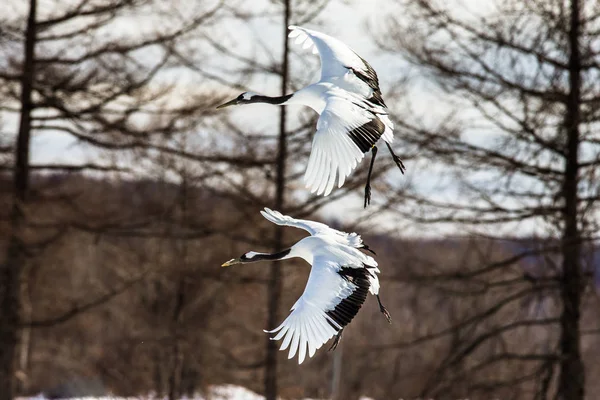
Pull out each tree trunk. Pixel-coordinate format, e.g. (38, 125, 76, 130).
(330, 343, 343, 400)
(0, 0, 36, 398)
(16, 262, 33, 393)
(264, 2, 290, 399)
(558, 0, 584, 399)
(168, 277, 186, 400)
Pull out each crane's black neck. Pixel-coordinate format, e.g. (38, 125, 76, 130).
(242, 248, 292, 263)
(250, 93, 293, 105)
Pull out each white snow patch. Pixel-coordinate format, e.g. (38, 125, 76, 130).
(17, 384, 377, 400)
(209, 384, 264, 400)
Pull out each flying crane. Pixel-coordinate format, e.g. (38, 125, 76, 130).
(217, 26, 405, 207)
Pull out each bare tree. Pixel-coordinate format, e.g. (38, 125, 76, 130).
(0, 0, 226, 397)
(374, 0, 600, 398)
(1, 1, 37, 398)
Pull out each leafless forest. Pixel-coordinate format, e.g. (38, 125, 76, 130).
(1, 0, 600, 399)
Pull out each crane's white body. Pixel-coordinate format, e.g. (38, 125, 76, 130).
(286, 26, 395, 196)
(259, 208, 381, 364)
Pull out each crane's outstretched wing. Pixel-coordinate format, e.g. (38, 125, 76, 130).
(304, 96, 388, 195)
(288, 26, 379, 90)
(288, 26, 386, 107)
(260, 207, 367, 249)
(265, 258, 371, 364)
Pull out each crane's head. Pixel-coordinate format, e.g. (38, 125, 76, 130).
(221, 249, 292, 267)
(216, 92, 260, 109)
(221, 251, 262, 267)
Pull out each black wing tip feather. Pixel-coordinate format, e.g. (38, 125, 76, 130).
(348, 53, 387, 108)
(361, 244, 376, 255)
(353, 53, 380, 85)
(368, 91, 387, 108)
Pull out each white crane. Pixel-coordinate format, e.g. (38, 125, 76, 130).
(221, 208, 391, 364)
(217, 26, 405, 207)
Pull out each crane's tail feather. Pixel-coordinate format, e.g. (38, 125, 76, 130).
(264, 307, 339, 364)
(379, 114, 394, 143)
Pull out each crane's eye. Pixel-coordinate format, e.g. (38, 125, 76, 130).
(239, 92, 255, 101)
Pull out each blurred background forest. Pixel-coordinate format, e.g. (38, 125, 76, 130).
(1, 0, 600, 399)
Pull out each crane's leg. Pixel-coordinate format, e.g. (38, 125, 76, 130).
(377, 294, 392, 324)
(385, 142, 406, 174)
(364, 146, 378, 208)
(328, 329, 344, 352)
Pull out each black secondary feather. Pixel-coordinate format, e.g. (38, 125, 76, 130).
(326, 266, 371, 327)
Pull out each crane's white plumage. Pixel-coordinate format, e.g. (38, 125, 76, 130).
(221, 208, 389, 364)
(260, 208, 382, 364)
(306, 95, 376, 193)
(287, 26, 395, 195)
(217, 26, 404, 204)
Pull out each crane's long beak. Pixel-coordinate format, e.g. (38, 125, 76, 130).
(221, 258, 241, 267)
(216, 98, 239, 109)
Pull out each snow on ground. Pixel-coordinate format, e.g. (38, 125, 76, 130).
(17, 384, 376, 400)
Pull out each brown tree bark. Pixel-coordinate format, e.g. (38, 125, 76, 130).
(558, 0, 585, 398)
(0, 0, 36, 398)
(264, 2, 291, 399)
